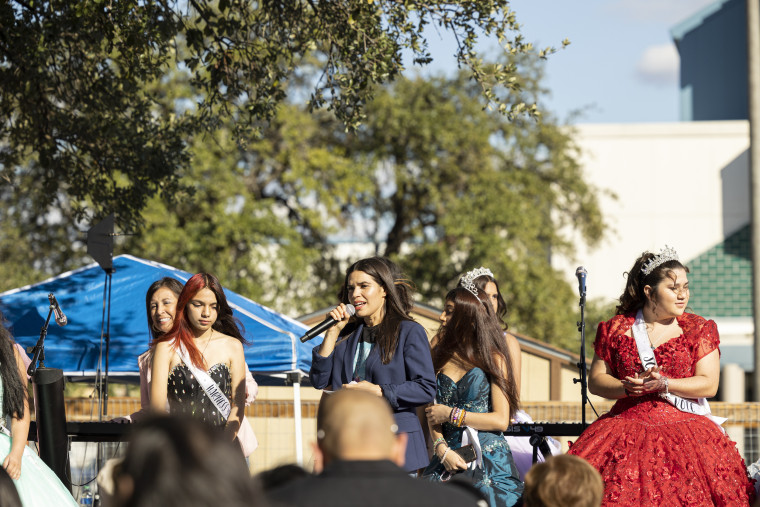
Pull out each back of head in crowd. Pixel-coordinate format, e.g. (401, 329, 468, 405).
(523, 454, 603, 507)
(432, 287, 519, 420)
(151, 272, 245, 369)
(616, 249, 689, 315)
(254, 464, 309, 492)
(316, 389, 406, 466)
(111, 414, 262, 507)
(337, 257, 415, 364)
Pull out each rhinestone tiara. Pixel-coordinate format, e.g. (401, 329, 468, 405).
(458, 266, 494, 298)
(641, 245, 679, 276)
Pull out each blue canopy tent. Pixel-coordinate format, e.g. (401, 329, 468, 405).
(0, 255, 322, 463)
(0, 254, 320, 377)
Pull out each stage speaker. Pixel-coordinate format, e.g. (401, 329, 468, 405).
(33, 367, 71, 491)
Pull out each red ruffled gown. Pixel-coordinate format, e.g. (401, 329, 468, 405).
(568, 312, 755, 506)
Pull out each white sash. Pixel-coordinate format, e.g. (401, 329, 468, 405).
(176, 345, 231, 420)
(461, 426, 483, 470)
(631, 310, 726, 427)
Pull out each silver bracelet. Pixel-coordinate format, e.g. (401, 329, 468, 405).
(663, 376, 669, 395)
(440, 447, 450, 463)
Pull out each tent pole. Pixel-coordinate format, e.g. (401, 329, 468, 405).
(289, 372, 304, 466)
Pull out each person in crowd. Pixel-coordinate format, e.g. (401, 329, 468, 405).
(150, 273, 247, 445)
(309, 257, 436, 474)
(108, 414, 264, 507)
(423, 286, 523, 506)
(522, 454, 603, 507)
(0, 311, 77, 505)
(267, 389, 485, 507)
(115, 277, 259, 458)
(254, 464, 309, 493)
(568, 246, 755, 504)
(457, 267, 561, 478)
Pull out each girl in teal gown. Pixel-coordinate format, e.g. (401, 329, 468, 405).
(423, 287, 523, 507)
(0, 317, 77, 506)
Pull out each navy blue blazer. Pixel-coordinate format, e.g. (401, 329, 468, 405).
(310, 320, 436, 470)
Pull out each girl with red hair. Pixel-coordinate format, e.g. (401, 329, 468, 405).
(150, 273, 247, 444)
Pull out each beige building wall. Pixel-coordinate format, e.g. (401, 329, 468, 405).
(557, 120, 750, 305)
(520, 353, 550, 401)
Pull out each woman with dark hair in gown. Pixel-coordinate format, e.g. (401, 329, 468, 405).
(423, 286, 523, 506)
(0, 312, 77, 505)
(568, 247, 755, 505)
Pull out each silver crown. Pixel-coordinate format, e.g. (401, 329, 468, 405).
(641, 245, 679, 276)
(459, 266, 494, 298)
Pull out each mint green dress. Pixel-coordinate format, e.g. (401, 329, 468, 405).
(0, 375, 77, 506)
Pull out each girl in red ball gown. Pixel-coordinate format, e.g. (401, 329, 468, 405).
(568, 247, 755, 506)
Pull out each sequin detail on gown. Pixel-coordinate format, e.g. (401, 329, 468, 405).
(423, 367, 523, 507)
(568, 312, 755, 506)
(0, 371, 77, 505)
(167, 362, 231, 428)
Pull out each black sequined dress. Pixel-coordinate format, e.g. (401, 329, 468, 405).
(167, 362, 232, 428)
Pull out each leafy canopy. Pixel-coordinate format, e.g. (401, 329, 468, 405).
(0, 0, 564, 229)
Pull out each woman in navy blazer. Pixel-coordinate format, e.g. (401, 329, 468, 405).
(309, 257, 436, 473)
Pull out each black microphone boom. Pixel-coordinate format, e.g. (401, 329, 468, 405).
(48, 293, 67, 327)
(299, 305, 356, 343)
(575, 266, 587, 298)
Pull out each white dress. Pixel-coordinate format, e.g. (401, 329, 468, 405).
(0, 374, 77, 506)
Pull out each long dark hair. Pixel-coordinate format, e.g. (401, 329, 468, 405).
(337, 257, 415, 364)
(616, 251, 689, 315)
(145, 278, 184, 341)
(431, 288, 519, 419)
(460, 273, 509, 330)
(0, 314, 27, 419)
(152, 273, 245, 369)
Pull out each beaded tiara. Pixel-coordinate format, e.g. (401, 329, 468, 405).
(641, 245, 679, 276)
(458, 266, 494, 298)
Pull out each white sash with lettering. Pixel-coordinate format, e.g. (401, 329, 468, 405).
(631, 310, 726, 427)
(176, 345, 231, 420)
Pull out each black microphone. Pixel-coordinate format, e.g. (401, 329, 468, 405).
(575, 266, 587, 297)
(48, 293, 68, 326)
(299, 304, 356, 343)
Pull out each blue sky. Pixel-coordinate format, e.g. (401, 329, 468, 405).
(413, 0, 718, 124)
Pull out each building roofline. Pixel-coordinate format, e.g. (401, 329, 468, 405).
(671, 0, 731, 46)
(298, 304, 582, 364)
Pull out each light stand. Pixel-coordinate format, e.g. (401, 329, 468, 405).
(87, 215, 114, 420)
(87, 215, 115, 507)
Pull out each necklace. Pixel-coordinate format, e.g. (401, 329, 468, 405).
(646, 321, 677, 348)
(198, 329, 213, 360)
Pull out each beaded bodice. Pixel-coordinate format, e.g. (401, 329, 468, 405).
(436, 367, 492, 442)
(167, 362, 231, 427)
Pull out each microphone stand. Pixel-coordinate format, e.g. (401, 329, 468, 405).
(573, 282, 589, 429)
(27, 301, 54, 377)
(28, 298, 71, 491)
